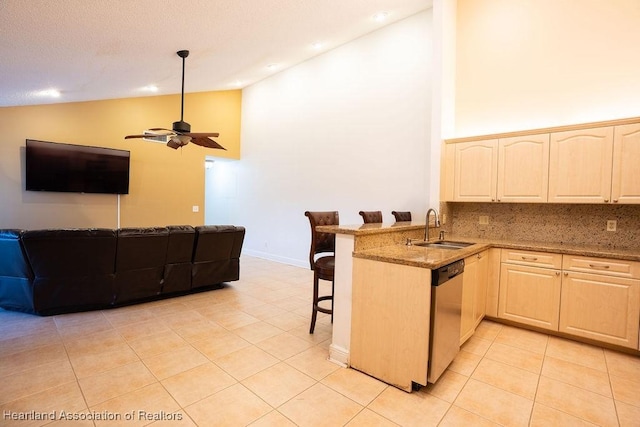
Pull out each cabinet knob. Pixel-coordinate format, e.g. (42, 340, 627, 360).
(604, 199, 609, 203)
(491, 198, 495, 202)
(564, 272, 569, 277)
(613, 199, 619, 203)
(555, 271, 560, 276)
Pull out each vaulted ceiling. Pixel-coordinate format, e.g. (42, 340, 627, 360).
(0, 0, 432, 107)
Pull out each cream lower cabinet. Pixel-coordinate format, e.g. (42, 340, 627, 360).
(460, 251, 489, 345)
(350, 258, 431, 391)
(498, 250, 563, 331)
(559, 256, 640, 349)
(498, 251, 640, 349)
(499, 263, 561, 331)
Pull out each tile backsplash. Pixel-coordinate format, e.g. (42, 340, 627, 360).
(443, 202, 640, 250)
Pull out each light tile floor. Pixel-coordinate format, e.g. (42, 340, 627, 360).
(1, 255, 640, 426)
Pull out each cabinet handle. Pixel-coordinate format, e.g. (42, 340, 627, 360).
(521, 256, 538, 261)
(588, 264, 610, 269)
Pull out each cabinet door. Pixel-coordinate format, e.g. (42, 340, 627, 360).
(460, 251, 489, 345)
(497, 134, 549, 202)
(460, 254, 478, 345)
(612, 123, 640, 204)
(498, 263, 561, 331)
(453, 140, 498, 202)
(474, 251, 489, 328)
(559, 271, 640, 349)
(548, 127, 614, 203)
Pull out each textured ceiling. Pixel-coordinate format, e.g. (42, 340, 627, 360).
(0, 0, 432, 107)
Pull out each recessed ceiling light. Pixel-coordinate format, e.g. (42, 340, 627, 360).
(140, 85, 159, 92)
(266, 64, 278, 71)
(373, 12, 388, 22)
(312, 42, 324, 50)
(36, 88, 61, 98)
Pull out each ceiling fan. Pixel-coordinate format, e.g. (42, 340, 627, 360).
(125, 50, 225, 150)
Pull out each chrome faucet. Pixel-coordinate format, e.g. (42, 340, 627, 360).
(425, 208, 441, 241)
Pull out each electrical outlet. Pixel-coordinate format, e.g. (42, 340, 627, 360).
(192, 205, 199, 213)
(479, 215, 489, 225)
(607, 220, 617, 232)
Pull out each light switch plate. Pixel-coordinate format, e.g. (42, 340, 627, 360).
(479, 215, 489, 225)
(607, 220, 616, 232)
(192, 205, 200, 213)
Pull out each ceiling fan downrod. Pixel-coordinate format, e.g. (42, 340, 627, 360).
(173, 50, 191, 133)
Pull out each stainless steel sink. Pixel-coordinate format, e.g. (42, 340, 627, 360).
(411, 241, 474, 250)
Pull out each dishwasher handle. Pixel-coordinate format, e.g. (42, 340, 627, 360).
(431, 259, 465, 286)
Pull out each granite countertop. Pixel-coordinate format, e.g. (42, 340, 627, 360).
(353, 235, 640, 269)
(316, 221, 425, 236)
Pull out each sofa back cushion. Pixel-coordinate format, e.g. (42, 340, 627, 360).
(114, 227, 169, 304)
(163, 225, 195, 294)
(21, 229, 117, 314)
(192, 225, 245, 288)
(0, 229, 35, 313)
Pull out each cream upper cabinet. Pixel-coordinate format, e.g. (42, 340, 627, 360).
(612, 123, 640, 204)
(548, 127, 614, 203)
(452, 140, 498, 202)
(497, 134, 549, 202)
(445, 134, 550, 203)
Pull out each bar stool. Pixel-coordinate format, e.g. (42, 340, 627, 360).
(391, 211, 412, 222)
(304, 211, 339, 333)
(359, 211, 383, 223)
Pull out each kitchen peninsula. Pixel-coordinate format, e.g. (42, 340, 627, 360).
(318, 221, 640, 391)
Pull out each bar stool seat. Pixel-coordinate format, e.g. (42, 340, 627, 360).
(312, 255, 334, 317)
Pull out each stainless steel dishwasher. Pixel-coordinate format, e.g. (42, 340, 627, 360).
(427, 259, 464, 383)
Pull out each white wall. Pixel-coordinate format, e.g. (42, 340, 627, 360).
(455, 0, 640, 137)
(209, 10, 433, 267)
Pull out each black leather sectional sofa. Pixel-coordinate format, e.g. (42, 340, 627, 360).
(0, 225, 245, 315)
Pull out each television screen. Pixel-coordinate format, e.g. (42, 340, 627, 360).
(26, 139, 130, 194)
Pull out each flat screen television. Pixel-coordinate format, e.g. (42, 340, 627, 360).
(26, 139, 130, 194)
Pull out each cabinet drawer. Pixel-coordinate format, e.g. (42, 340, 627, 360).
(562, 255, 640, 279)
(501, 249, 562, 269)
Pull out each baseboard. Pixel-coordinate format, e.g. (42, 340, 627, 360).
(329, 344, 349, 367)
(242, 249, 307, 268)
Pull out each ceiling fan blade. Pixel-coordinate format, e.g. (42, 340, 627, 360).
(190, 137, 226, 150)
(148, 128, 176, 133)
(183, 132, 220, 138)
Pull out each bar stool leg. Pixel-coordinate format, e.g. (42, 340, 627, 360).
(310, 271, 320, 334)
